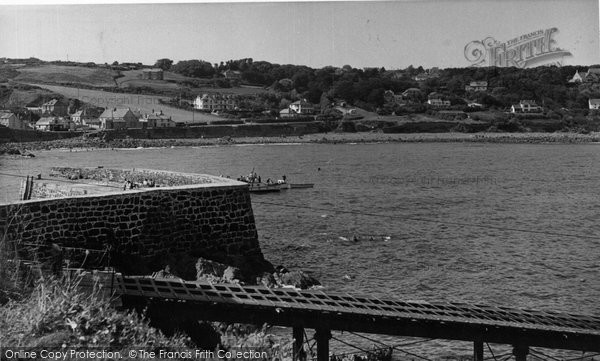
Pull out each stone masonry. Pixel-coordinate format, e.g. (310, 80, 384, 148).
(0, 168, 266, 275)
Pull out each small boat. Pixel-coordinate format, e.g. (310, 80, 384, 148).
(280, 183, 314, 190)
(248, 182, 282, 193)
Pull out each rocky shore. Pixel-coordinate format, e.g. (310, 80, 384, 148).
(1, 131, 599, 155)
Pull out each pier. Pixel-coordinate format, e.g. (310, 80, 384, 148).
(77, 270, 600, 360)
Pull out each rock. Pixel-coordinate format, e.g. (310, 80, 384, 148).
(257, 272, 277, 288)
(151, 265, 180, 280)
(222, 266, 243, 283)
(277, 270, 321, 289)
(274, 265, 289, 273)
(196, 258, 229, 282)
(194, 258, 243, 283)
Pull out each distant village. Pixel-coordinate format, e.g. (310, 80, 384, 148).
(2, 62, 600, 132)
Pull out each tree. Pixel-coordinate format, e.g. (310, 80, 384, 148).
(154, 58, 173, 71)
(171, 60, 215, 78)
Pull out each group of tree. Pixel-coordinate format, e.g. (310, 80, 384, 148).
(155, 57, 600, 113)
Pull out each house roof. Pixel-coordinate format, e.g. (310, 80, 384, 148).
(290, 100, 313, 106)
(196, 93, 234, 100)
(589, 99, 600, 105)
(143, 68, 163, 73)
(36, 117, 57, 125)
(520, 100, 537, 105)
(99, 108, 134, 120)
(470, 81, 488, 86)
(42, 99, 64, 106)
(587, 68, 600, 74)
(144, 112, 172, 120)
(0, 112, 15, 119)
(72, 110, 83, 117)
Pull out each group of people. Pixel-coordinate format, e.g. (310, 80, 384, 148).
(236, 172, 287, 185)
(123, 178, 156, 190)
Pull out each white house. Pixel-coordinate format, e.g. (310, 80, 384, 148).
(428, 99, 451, 107)
(98, 108, 139, 130)
(384, 90, 404, 105)
(589, 99, 600, 110)
(465, 81, 488, 92)
(71, 109, 97, 126)
(140, 111, 176, 128)
(34, 117, 74, 131)
(279, 108, 294, 118)
(193, 94, 236, 111)
(289, 99, 314, 115)
(222, 70, 242, 79)
(569, 68, 600, 83)
(0, 112, 28, 129)
(511, 100, 543, 113)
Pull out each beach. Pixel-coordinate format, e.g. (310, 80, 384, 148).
(2, 131, 600, 154)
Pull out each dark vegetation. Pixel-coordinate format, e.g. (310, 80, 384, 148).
(2, 57, 600, 132)
(6, 57, 599, 112)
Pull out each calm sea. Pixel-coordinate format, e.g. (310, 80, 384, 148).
(1, 142, 599, 357)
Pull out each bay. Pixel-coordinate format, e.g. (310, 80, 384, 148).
(1, 142, 599, 357)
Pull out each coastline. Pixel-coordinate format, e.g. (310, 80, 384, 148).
(2, 131, 600, 154)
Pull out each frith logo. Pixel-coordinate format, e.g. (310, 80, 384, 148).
(464, 28, 571, 68)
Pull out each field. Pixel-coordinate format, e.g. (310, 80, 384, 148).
(13, 65, 119, 87)
(27, 83, 225, 124)
(6, 88, 61, 107)
(6, 64, 271, 99)
(117, 70, 271, 96)
(116, 70, 191, 92)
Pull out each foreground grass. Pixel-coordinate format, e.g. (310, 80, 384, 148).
(0, 274, 293, 360)
(0, 277, 192, 350)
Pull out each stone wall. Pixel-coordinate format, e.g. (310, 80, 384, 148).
(0, 127, 83, 143)
(1, 122, 329, 144)
(101, 121, 329, 140)
(0, 168, 267, 277)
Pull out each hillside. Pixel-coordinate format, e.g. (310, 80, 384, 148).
(27, 83, 225, 123)
(116, 69, 190, 92)
(0, 84, 64, 108)
(4, 64, 270, 98)
(117, 70, 270, 96)
(13, 65, 119, 87)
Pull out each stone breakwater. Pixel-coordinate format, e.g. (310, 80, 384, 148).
(50, 167, 220, 187)
(0, 167, 270, 277)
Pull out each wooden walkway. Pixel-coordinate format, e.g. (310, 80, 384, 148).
(77, 270, 600, 360)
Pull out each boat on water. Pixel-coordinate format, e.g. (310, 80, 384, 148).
(279, 183, 314, 189)
(247, 182, 314, 193)
(248, 182, 283, 193)
(238, 170, 314, 193)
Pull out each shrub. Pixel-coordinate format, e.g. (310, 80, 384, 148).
(0, 276, 192, 349)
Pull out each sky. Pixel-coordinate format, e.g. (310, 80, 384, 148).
(0, 0, 598, 69)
